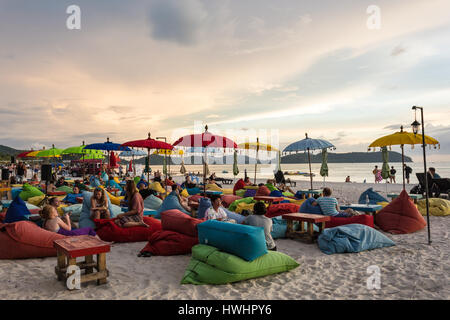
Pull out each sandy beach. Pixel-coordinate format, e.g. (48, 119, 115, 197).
(1, 181, 448, 300)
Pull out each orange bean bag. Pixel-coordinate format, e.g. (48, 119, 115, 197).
(265, 203, 300, 218)
(220, 195, 242, 208)
(255, 185, 271, 197)
(375, 190, 426, 234)
(94, 216, 162, 242)
(140, 230, 198, 256)
(325, 214, 374, 229)
(0, 221, 66, 259)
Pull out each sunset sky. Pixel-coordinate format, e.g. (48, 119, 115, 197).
(0, 0, 449, 161)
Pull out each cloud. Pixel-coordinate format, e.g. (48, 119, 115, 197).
(391, 45, 407, 56)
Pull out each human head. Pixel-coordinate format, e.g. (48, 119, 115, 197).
(210, 195, 221, 208)
(391, 166, 394, 169)
(375, 165, 378, 169)
(41, 205, 58, 220)
(253, 201, 266, 216)
(323, 187, 332, 197)
(93, 187, 105, 201)
(73, 186, 80, 194)
(171, 184, 179, 192)
(49, 197, 60, 207)
(429, 167, 436, 174)
(125, 180, 137, 196)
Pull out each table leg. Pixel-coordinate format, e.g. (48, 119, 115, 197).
(307, 222, 314, 238)
(56, 251, 66, 281)
(97, 253, 107, 285)
(286, 220, 293, 234)
(85, 255, 94, 274)
(319, 222, 325, 233)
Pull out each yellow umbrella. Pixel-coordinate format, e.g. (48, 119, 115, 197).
(368, 126, 439, 189)
(25, 150, 42, 157)
(153, 149, 184, 156)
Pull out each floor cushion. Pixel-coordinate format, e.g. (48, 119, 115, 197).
(188, 195, 205, 203)
(358, 188, 388, 205)
(144, 194, 163, 211)
(255, 186, 271, 197)
(220, 195, 242, 208)
(223, 208, 246, 224)
(149, 182, 166, 194)
(155, 194, 191, 219)
(79, 191, 114, 229)
(0, 221, 66, 259)
(197, 197, 212, 220)
(180, 188, 190, 198)
(161, 209, 203, 237)
(233, 179, 246, 195)
(271, 216, 287, 239)
(235, 189, 246, 198)
(417, 198, 450, 216)
(228, 197, 255, 212)
(235, 202, 256, 214)
(299, 197, 323, 214)
(206, 184, 223, 192)
(61, 204, 83, 222)
(140, 230, 198, 256)
(270, 190, 284, 197)
(197, 220, 268, 261)
(94, 216, 162, 242)
(27, 195, 46, 206)
(282, 191, 295, 197)
(104, 190, 124, 206)
(4, 196, 31, 223)
(318, 224, 395, 255)
(187, 187, 201, 195)
(375, 190, 426, 234)
(181, 244, 299, 285)
(244, 189, 257, 198)
(56, 185, 73, 194)
(265, 203, 300, 218)
(11, 188, 22, 200)
(19, 184, 44, 201)
(265, 183, 277, 192)
(325, 214, 374, 229)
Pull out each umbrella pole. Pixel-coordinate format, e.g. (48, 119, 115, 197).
(147, 149, 150, 182)
(401, 144, 405, 190)
(203, 148, 207, 195)
(307, 148, 313, 190)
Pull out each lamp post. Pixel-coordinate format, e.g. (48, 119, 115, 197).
(411, 106, 431, 245)
(156, 136, 168, 183)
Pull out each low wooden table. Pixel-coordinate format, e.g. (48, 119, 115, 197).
(387, 193, 423, 204)
(339, 204, 383, 216)
(0, 187, 12, 200)
(54, 236, 111, 289)
(254, 196, 285, 205)
(282, 213, 330, 243)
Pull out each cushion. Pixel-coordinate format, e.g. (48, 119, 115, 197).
(228, 197, 255, 212)
(255, 185, 271, 197)
(358, 188, 388, 205)
(187, 187, 201, 195)
(61, 204, 83, 222)
(79, 191, 114, 229)
(188, 195, 205, 203)
(244, 189, 257, 198)
(265, 203, 300, 218)
(375, 190, 426, 234)
(63, 193, 83, 205)
(0, 221, 66, 259)
(233, 179, 246, 195)
(181, 244, 299, 285)
(206, 184, 223, 192)
(197, 197, 212, 220)
(269, 190, 283, 197)
(417, 198, 450, 216)
(144, 194, 163, 211)
(282, 191, 294, 197)
(11, 187, 22, 200)
(223, 208, 246, 224)
(19, 183, 44, 201)
(105, 190, 124, 206)
(94, 216, 162, 242)
(222, 188, 234, 195)
(4, 196, 31, 223)
(197, 220, 268, 261)
(149, 182, 166, 194)
(271, 216, 287, 239)
(140, 230, 198, 256)
(56, 186, 73, 193)
(155, 194, 191, 219)
(220, 195, 242, 208)
(235, 202, 255, 214)
(180, 188, 189, 198)
(318, 224, 395, 255)
(235, 189, 246, 198)
(160, 209, 203, 237)
(27, 195, 46, 206)
(325, 214, 374, 229)
(299, 197, 323, 215)
(265, 183, 277, 192)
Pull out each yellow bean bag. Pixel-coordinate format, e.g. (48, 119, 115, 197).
(377, 201, 390, 209)
(27, 195, 46, 206)
(283, 198, 305, 205)
(206, 184, 223, 192)
(181, 188, 189, 198)
(57, 205, 69, 216)
(149, 182, 166, 194)
(114, 177, 121, 184)
(235, 202, 255, 214)
(222, 188, 234, 195)
(417, 198, 450, 216)
(244, 186, 259, 190)
(105, 191, 124, 206)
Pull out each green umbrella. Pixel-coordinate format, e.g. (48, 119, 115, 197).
(36, 145, 63, 158)
(83, 152, 105, 160)
(233, 150, 239, 177)
(381, 146, 390, 180)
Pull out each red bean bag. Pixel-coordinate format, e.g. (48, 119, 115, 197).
(0, 212, 5, 222)
(255, 185, 271, 197)
(140, 230, 198, 256)
(93, 216, 162, 242)
(233, 179, 246, 195)
(0, 221, 66, 259)
(375, 190, 426, 234)
(188, 195, 205, 203)
(265, 203, 300, 218)
(160, 209, 204, 237)
(325, 214, 374, 229)
(220, 195, 242, 208)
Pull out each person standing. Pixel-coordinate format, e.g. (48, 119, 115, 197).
(389, 166, 397, 183)
(373, 165, 382, 183)
(16, 162, 25, 183)
(404, 164, 413, 184)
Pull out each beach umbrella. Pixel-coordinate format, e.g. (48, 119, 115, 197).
(283, 133, 335, 190)
(238, 138, 278, 184)
(122, 133, 174, 182)
(17, 150, 34, 158)
(381, 147, 390, 180)
(180, 161, 187, 175)
(233, 150, 239, 178)
(173, 125, 238, 194)
(36, 145, 63, 158)
(368, 126, 439, 190)
(85, 138, 131, 167)
(320, 148, 329, 187)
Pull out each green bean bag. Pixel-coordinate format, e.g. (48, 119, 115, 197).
(19, 184, 44, 201)
(56, 186, 73, 194)
(265, 183, 278, 192)
(228, 197, 255, 212)
(181, 244, 299, 285)
(282, 191, 294, 197)
(235, 189, 246, 198)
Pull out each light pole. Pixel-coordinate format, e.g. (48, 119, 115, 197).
(411, 106, 431, 245)
(156, 136, 168, 183)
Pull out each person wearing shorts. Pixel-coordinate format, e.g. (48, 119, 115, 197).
(115, 180, 149, 228)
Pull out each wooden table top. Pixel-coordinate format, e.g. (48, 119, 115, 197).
(54, 235, 111, 258)
(282, 212, 331, 223)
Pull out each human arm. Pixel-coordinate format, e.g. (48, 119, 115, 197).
(57, 215, 72, 231)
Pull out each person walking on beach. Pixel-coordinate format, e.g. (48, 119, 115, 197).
(404, 164, 413, 184)
(312, 187, 358, 217)
(115, 180, 149, 228)
(389, 166, 397, 184)
(373, 166, 382, 183)
(242, 201, 276, 251)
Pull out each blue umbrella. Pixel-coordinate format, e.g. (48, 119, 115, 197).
(283, 133, 335, 189)
(84, 137, 130, 166)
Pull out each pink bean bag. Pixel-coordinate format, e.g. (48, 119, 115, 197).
(94, 216, 162, 242)
(220, 195, 242, 208)
(140, 230, 198, 256)
(233, 179, 246, 195)
(255, 185, 271, 197)
(188, 195, 205, 203)
(265, 203, 300, 218)
(0, 221, 66, 259)
(325, 214, 374, 229)
(160, 209, 204, 238)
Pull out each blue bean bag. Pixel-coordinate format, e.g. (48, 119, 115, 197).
(197, 197, 212, 219)
(4, 196, 31, 223)
(223, 208, 246, 224)
(299, 197, 323, 214)
(197, 220, 268, 261)
(269, 190, 283, 197)
(79, 191, 114, 229)
(243, 189, 257, 198)
(318, 224, 395, 255)
(143, 194, 163, 211)
(271, 217, 287, 239)
(154, 193, 190, 219)
(11, 188, 22, 200)
(358, 188, 388, 205)
(105, 180, 123, 192)
(294, 191, 305, 199)
(63, 193, 83, 204)
(187, 187, 201, 195)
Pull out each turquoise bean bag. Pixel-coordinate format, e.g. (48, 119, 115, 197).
(79, 191, 114, 229)
(155, 193, 190, 219)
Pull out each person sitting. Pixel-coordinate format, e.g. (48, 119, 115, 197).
(153, 170, 162, 183)
(205, 195, 234, 222)
(46, 181, 57, 194)
(31, 173, 39, 183)
(312, 187, 358, 217)
(429, 167, 441, 179)
(170, 184, 192, 213)
(345, 176, 351, 183)
(138, 182, 156, 200)
(244, 177, 256, 186)
(89, 174, 102, 188)
(165, 176, 175, 187)
(41, 205, 97, 237)
(55, 176, 68, 188)
(49, 197, 61, 210)
(278, 183, 294, 194)
(184, 175, 197, 189)
(208, 178, 222, 189)
(105, 175, 123, 192)
(242, 201, 276, 251)
(74, 180, 89, 191)
(115, 180, 149, 228)
(90, 187, 111, 220)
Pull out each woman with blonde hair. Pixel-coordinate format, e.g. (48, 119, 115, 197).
(115, 180, 149, 228)
(41, 205, 97, 236)
(90, 187, 110, 220)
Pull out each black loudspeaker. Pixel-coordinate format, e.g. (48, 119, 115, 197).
(41, 164, 53, 181)
(1, 168, 9, 181)
(10, 156, 15, 164)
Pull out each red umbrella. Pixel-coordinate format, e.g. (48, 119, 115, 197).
(121, 133, 174, 182)
(17, 150, 34, 158)
(173, 125, 238, 194)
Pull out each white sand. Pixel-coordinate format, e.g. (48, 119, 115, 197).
(1, 181, 449, 300)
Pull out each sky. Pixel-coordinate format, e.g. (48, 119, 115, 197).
(0, 0, 449, 162)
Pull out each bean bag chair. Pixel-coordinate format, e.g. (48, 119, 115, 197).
(265, 183, 277, 192)
(197, 197, 212, 219)
(265, 203, 300, 218)
(181, 244, 299, 285)
(235, 189, 246, 198)
(19, 184, 44, 201)
(255, 185, 271, 197)
(223, 208, 246, 224)
(187, 187, 201, 195)
(79, 191, 114, 229)
(140, 230, 198, 256)
(282, 191, 295, 197)
(56, 186, 73, 194)
(222, 188, 234, 195)
(144, 209, 158, 216)
(144, 194, 163, 211)
(228, 197, 255, 212)
(220, 195, 242, 208)
(235, 202, 256, 214)
(61, 204, 83, 222)
(197, 220, 267, 261)
(155, 193, 190, 219)
(294, 191, 305, 199)
(188, 195, 205, 203)
(299, 197, 323, 214)
(134, 176, 141, 185)
(377, 201, 390, 209)
(244, 185, 259, 190)
(269, 190, 283, 197)
(0, 221, 66, 259)
(63, 193, 83, 205)
(358, 188, 388, 205)
(233, 179, 246, 195)
(375, 190, 426, 234)
(4, 196, 31, 223)
(417, 198, 450, 216)
(271, 216, 287, 239)
(180, 188, 190, 198)
(105, 191, 124, 206)
(318, 224, 395, 255)
(94, 216, 162, 242)
(325, 214, 374, 229)
(26, 195, 45, 206)
(282, 198, 305, 205)
(11, 187, 22, 200)
(149, 182, 166, 194)
(244, 189, 257, 198)
(206, 184, 223, 192)
(161, 209, 203, 237)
